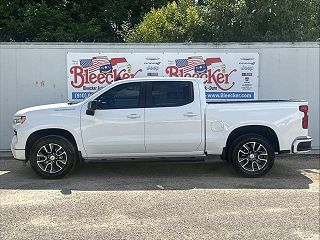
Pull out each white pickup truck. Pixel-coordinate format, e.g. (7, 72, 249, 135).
(11, 77, 312, 178)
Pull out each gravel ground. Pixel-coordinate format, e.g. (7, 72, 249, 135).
(0, 155, 319, 240)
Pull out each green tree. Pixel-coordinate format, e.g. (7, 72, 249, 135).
(125, 0, 204, 42)
(239, 0, 320, 41)
(0, 0, 172, 42)
(127, 0, 320, 42)
(199, 0, 249, 42)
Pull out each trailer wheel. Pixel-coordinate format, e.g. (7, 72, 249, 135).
(29, 135, 77, 179)
(229, 134, 275, 177)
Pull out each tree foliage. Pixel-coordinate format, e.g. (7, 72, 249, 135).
(0, 0, 172, 42)
(127, 0, 320, 42)
(125, 0, 204, 42)
(0, 0, 318, 42)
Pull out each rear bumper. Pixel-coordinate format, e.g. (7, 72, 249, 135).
(292, 136, 312, 153)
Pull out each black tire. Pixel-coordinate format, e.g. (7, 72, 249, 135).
(29, 135, 78, 179)
(229, 134, 275, 177)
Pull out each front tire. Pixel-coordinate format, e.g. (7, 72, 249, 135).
(229, 134, 275, 177)
(29, 135, 77, 179)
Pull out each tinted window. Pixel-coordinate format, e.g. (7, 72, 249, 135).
(151, 81, 194, 107)
(96, 82, 143, 109)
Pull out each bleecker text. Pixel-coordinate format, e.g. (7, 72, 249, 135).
(70, 66, 142, 88)
(166, 66, 236, 91)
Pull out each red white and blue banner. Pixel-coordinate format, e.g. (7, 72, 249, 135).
(67, 52, 259, 101)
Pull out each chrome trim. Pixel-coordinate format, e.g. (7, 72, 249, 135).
(292, 136, 312, 153)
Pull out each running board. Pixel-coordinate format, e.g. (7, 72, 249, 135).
(82, 156, 206, 164)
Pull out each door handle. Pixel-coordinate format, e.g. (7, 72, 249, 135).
(183, 112, 198, 117)
(127, 114, 141, 119)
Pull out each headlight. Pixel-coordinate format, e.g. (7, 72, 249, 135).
(13, 116, 26, 125)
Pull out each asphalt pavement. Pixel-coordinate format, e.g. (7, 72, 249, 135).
(0, 155, 319, 240)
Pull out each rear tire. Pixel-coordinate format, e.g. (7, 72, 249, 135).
(29, 135, 77, 179)
(229, 134, 275, 177)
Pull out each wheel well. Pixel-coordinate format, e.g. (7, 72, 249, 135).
(25, 128, 78, 160)
(223, 125, 280, 161)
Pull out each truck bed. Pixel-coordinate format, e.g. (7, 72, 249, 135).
(204, 99, 308, 155)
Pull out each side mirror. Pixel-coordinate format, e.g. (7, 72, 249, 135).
(86, 100, 98, 116)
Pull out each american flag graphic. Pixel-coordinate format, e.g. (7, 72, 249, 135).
(79, 56, 111, 73)
(175, 56, 205, 73)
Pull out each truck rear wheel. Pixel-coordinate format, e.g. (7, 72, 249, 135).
(229, 134, 275, 177)
(29, 135, 77, 179)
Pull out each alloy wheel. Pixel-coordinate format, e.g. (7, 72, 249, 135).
(36, 143, 68, 174)
(237, 141, 268, 172)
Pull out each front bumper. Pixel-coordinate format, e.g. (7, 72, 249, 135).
(292, 136, 312, 153)
(11, 135, 26, 160)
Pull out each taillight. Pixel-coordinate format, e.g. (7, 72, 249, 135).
(299, 105, 308, 129)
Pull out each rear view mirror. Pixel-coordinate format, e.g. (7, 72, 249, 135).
(86, 100, 98, 115)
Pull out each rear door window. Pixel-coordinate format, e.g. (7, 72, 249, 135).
(150, 81, 194, 108)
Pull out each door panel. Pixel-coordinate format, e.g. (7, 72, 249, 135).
(145, 81, 202, 153)
(81, 82, 145, 158)
(81, 108, 145, 157)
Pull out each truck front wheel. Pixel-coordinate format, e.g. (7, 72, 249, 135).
(229, 134, 275, 177)
(29, 135, 77, 179)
